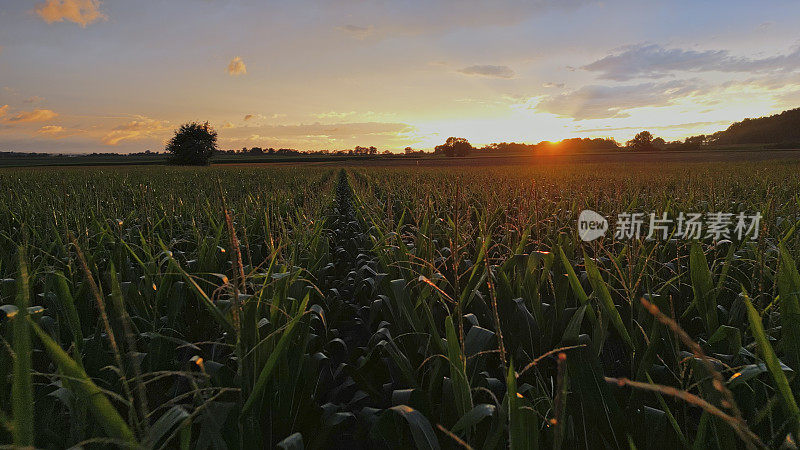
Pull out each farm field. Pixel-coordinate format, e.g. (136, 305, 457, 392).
(2, 161, 800, 449)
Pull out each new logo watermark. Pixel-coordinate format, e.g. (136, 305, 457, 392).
(578, 209, 608, 242)
(578, 210, 761, 242)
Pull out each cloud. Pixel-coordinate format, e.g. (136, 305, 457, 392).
(101, 116, 170, 146)
(227, 56, 247, 76)
(536, 80, 704, 119)
(575, 121, 730, 134)
(458, 65, 515, 78)
(313, 111, 357, 119)
(24, 96, 45, 104)
(757, 22, 774, 31)
(543, 82, 565, 88)
(244, 113, 284, 121)
(4, 109, 58, 123)
(37, 125, 65, 134)
(270, 122, 411, 138)
(224, 122, 412, 144)
(0, 105, 8, 119)
(222, 121, 235, 129)
(338, 25, 375, 39)
(37, 125, 83, 138)
(34, 0, 106, 27)
(583, 44, 800, 81)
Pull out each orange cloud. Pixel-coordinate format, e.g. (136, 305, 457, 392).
(34, 0, 107, 27)
(0, 105, 8, 119)
(37, 125, 65, 134)
(227, 56, 247, 76)
(4, 109, 58, 123)
(101, 116, 170, 145)
(37, 125, 83, 138)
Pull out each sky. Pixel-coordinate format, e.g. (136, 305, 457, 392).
(1, 0, 800, 153)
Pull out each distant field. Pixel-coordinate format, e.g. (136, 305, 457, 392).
(1, 146, 799, 168)
(2, 161, 800, 448)
(313, 147, 800, 166)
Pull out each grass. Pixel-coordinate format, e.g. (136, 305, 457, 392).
(0, 160, 799, 448)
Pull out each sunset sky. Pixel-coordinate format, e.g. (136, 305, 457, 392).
(1, 0, 800, 153)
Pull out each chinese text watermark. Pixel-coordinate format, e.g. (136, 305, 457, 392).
(578, 210, 761, 242)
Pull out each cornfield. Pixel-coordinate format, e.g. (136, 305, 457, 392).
(1, 161, 800, 449)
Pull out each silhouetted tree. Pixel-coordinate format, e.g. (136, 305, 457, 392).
(167, 122, 217, 165)
(692, 108, 800, 145)
(684, 135, 708, 146)
(435, 137, 473, 157)
(626, 131, 654, 151)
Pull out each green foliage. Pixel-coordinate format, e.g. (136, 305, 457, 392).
(434, 137, 473, 157)
(166, 121, 217, 165)
(11, 248, 33, 447)
(0, 161, 799, 448)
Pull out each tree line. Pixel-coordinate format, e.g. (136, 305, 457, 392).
(137, 107, 800, 164)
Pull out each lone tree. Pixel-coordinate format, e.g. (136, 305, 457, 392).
(166, 122, 217, 165)
(626, 131, 655, 151)
(435, 137, 473, 157)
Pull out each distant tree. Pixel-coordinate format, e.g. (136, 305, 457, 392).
(404, 146, 414, 155)
(684, 135, 707, 147)
(435, 137, 473, 157)
(166, 122, 217, 165)
(626, 131, 655, 151)
(652, 137, 666, 149)
(368, 146, 378, 155)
